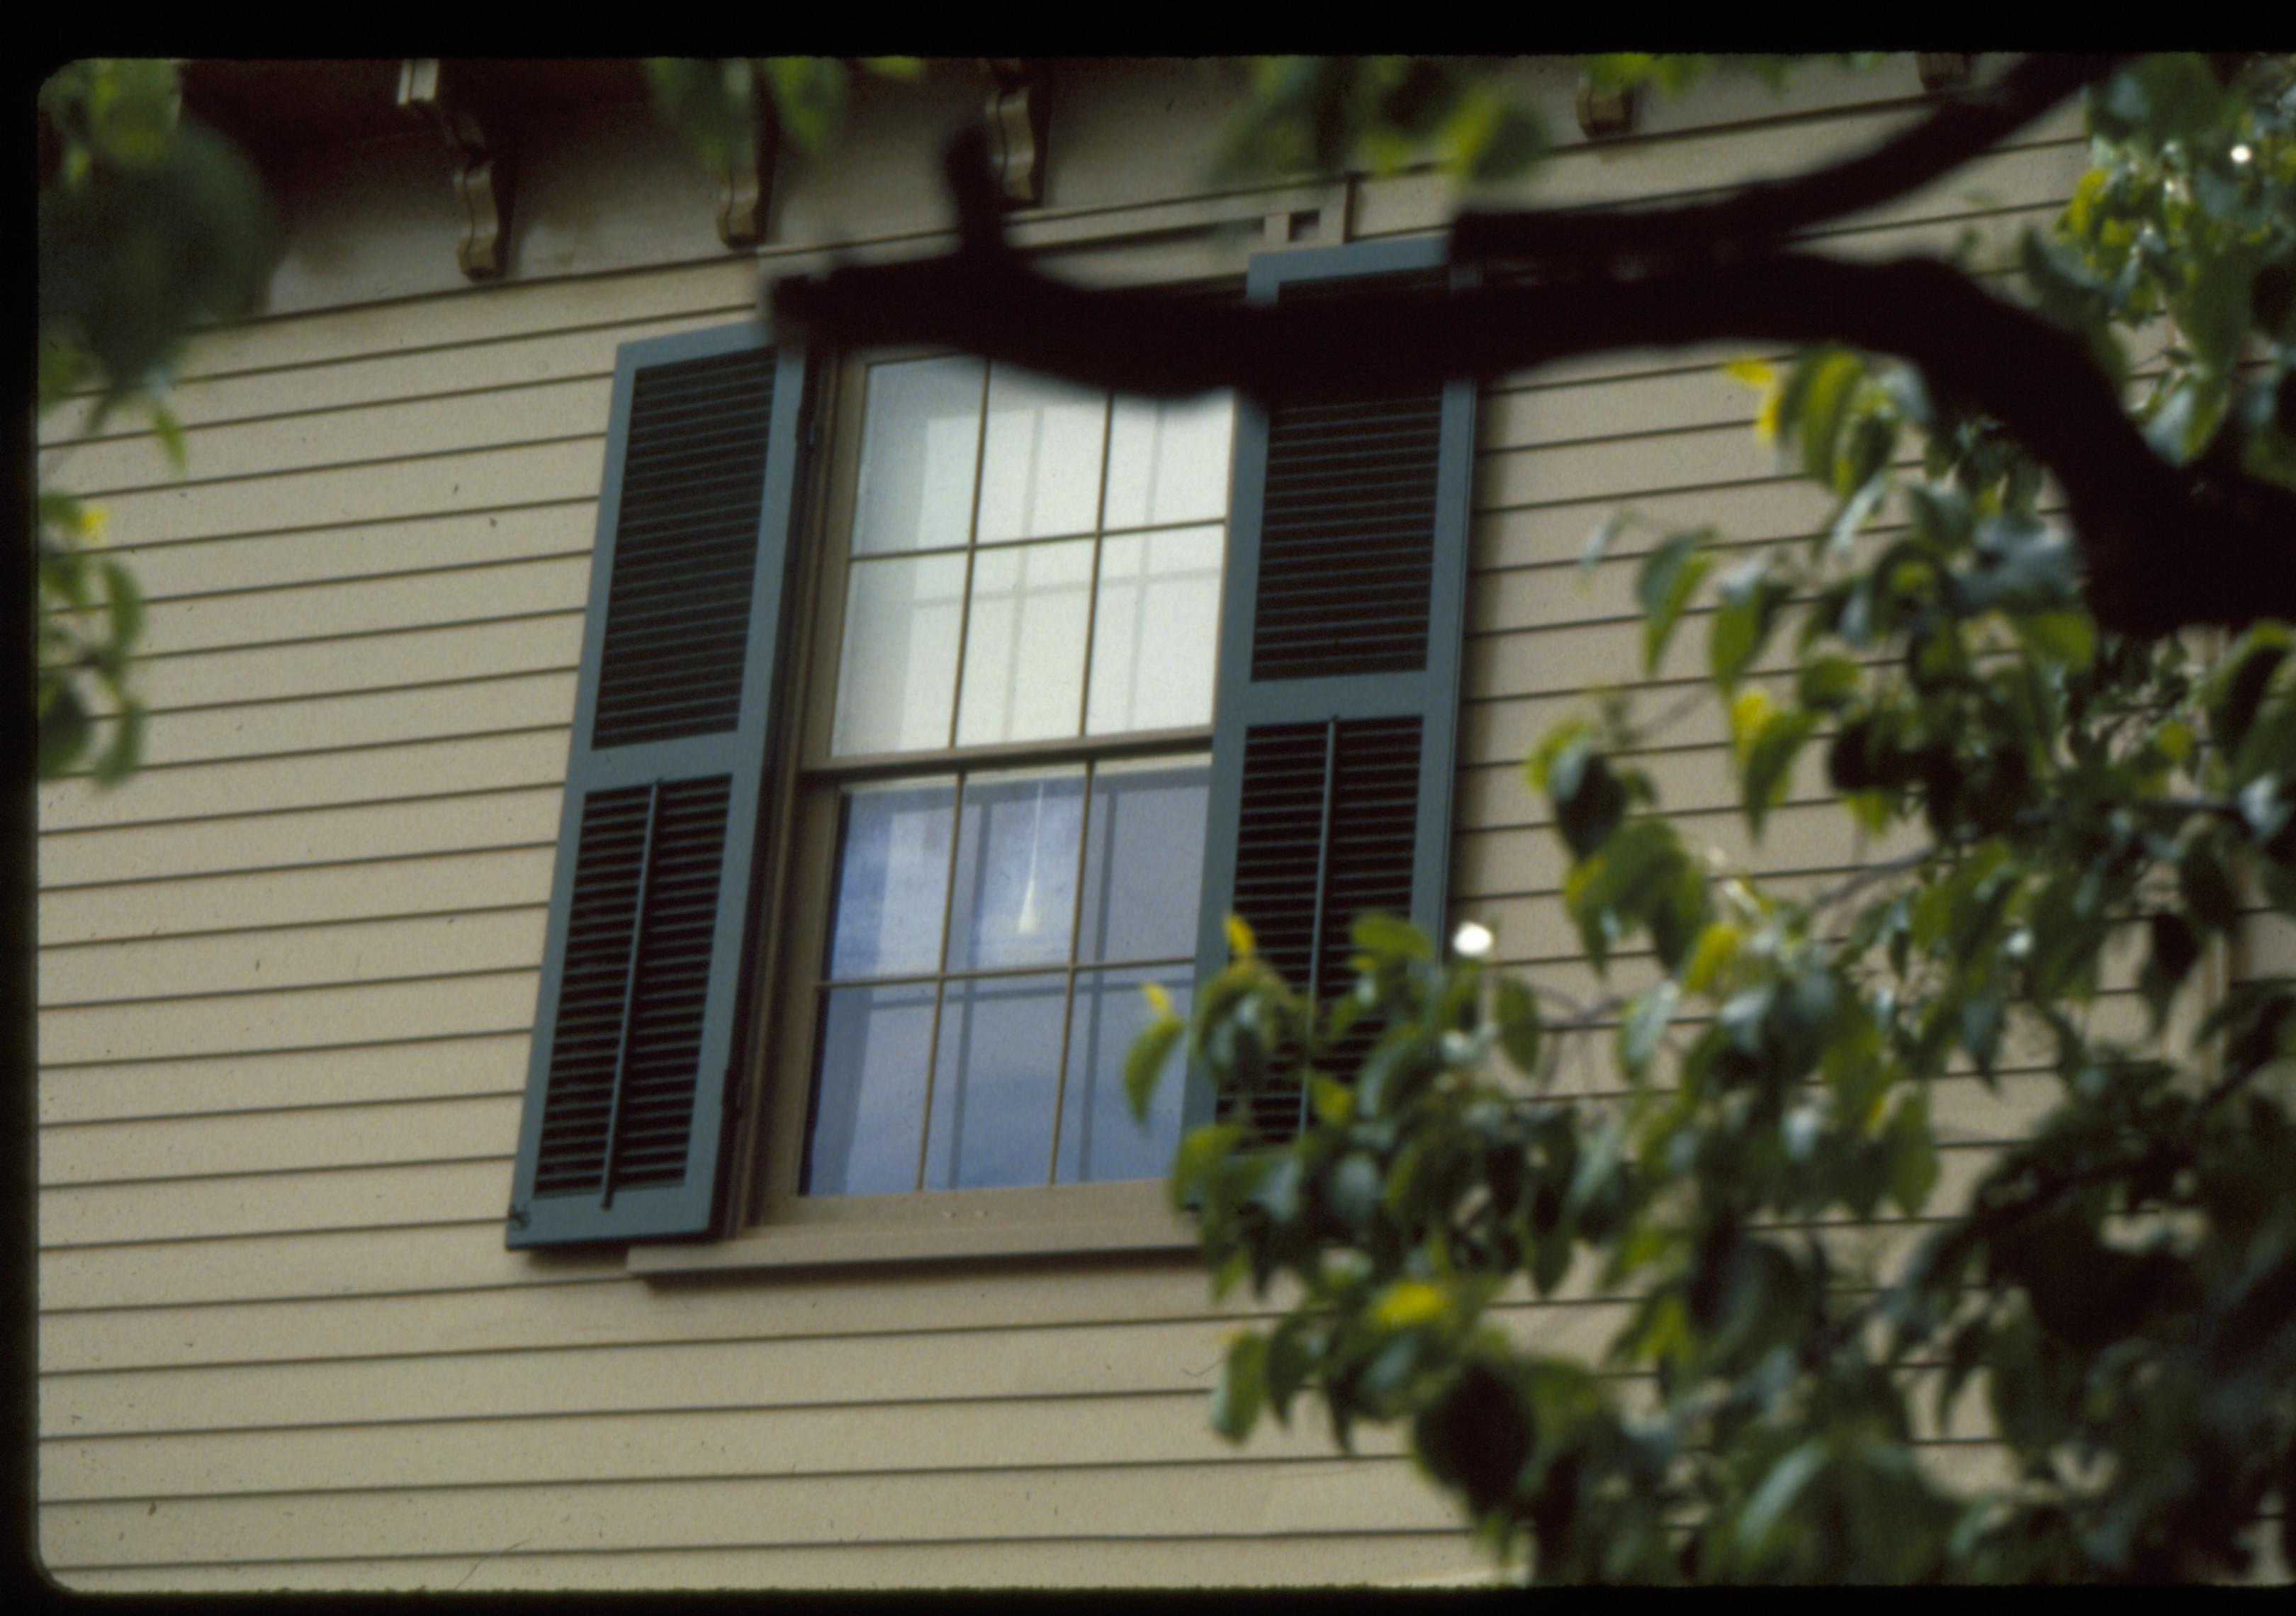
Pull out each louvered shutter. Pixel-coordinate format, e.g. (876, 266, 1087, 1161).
(1188, 238, 1478, 1145)
(507, 324, 807, 1247)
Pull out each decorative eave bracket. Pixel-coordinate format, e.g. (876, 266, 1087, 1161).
(1917, 54, 1978, 94)
(398, 58, 517, 281)
(1575, 77, 1637, 140)
(716, 62, 779, 249)
(983, 59, 1051, 208)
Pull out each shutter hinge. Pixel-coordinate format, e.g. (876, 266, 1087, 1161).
(506, 1201, 531, 1232)
(724, 1062, 745, 1117)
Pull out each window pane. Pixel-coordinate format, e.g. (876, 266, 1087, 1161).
(1077, 756, 1208, 964)
(1085, 525, 1222, 735)
(946, 768, 1084, 973)
(850, 356, 984, 556)
(1103, 391, 1234, 531)
(805, 980, 935, 1195)
(922, 972, 1066, 1190)
(955, 538, 1093, 746)
(1054, 968, 1191, 1184)
(976, 367, 1107, 544)
(826, 778, 957, 980)
(832, 551, 967, 756)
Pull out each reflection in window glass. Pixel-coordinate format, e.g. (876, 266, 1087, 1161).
(850, 357, 984, 556)
(922, 972, 1067, 1190)
(806, 981, 934, 1195)
(1055, 970, 1193, 1184)
(946, 769, 1084, 973)
(1103, 392, 1234, 530)
(955, 539, 1094, 746)
(1085, 524, 1222, 735)
(977, 369, 1108, 544)
(832, 552, 967, 756)
(1077, 759, 1209, 963)
(826, 780, 956, 980)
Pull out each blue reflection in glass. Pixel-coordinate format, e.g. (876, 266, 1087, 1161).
(805, 981, 935, 1194)
(1054, 968, 1191, 1184)
(1078, 758, 1209, 964)
(945, 770, 1084, 972)
(921, 972, 1066, 1190)
(826, 780, 957, 980)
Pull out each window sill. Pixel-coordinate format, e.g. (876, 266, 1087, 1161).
(626, 1179, 1197, 1277)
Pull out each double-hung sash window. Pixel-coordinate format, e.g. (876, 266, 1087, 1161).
(507, 238, 1477, 1250)
(797, 355, 1233, 1196)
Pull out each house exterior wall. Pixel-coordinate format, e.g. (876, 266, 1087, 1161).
(39, 58, 2107, 1589)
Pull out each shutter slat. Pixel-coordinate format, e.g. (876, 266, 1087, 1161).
(591, 347, 779, 752)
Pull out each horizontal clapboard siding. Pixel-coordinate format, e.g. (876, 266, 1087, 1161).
(35, 62, 2206, 1592)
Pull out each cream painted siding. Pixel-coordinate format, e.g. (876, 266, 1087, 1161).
(38, 60, 2164, 1590)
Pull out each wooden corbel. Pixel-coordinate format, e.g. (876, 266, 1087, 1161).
(982, 59, 1051, 208)
(716, 62, 778, 249)
(397, 58, 516, 281)
(1916, 53, 1977, 94)
(1575, 76, 1637, 140)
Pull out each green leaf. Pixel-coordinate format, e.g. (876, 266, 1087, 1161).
(1636, 530, 1713, 674)
(2139, 911, 2202, 1031)
(1787, 349, 1865, 488)
(1796, 653, 1863, 712)
(2184, 245, 2265, 376)
(1545, 734, 1627, 861)
(1886, 1091, 1939, 1215)
(1736, 1439, 1828, 1559)
(1412, 1360, 1534, 1516)
(2008, 609, 2095, 672)
(1826, 471, 1891, 562)
(1170, 1123, 1244, 1214)
(1264, 1315, 1317, 1424)
(1495, 976, 1543, 1075)
(2207, 630, 2289, 757)
(1580, 510, 1633, 578)
(1458, 99, 1547, 183)
(148, 400, 188, 475)
(1619, 981, 1679, 1079)
(1351, 910, 1431, 963)
(761, 57, 848, 150)
(1741, 709, 1816, 836)
(1958, 992, 2004, 1077)
(1211, 1331, 1268, 1441)
(1371, 1278, 1450, 1331)
(90, 698, 145, 789)
(1125, 1013, 1185, 1123)
(1326, 1152, 1383, 1225)
(38, 680, 92, 780)
(1709, 554, 1791, 694)
(1565, 817, 1697, 972)
(100, 559, 144, 655)
(2180, 836, 2241, 931)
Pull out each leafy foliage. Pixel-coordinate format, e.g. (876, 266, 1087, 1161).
(36, 60, 278, 783)
(1135, 55, 2296, 1582)
(643, 56, 923, 168)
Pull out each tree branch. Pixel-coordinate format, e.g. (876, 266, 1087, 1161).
(1450, 54, 2124, 270)
(772, 237, 2296, 638)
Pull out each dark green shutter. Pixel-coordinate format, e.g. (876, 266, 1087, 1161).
(1189, 238, 1478, 1144)
(508, 324, 807, 1247)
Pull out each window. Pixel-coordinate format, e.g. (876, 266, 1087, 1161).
(505, 237, 1479, 1256)
(784, 354, 1235, 1199)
